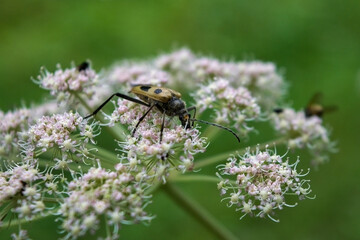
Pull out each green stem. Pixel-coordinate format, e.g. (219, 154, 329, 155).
(145, 180, 162, 195)
(0, 201, 16, 221)
(42, 197, 62, 203)
(73, 91, 94, 114)
(195, 137, 287, 168)
(195, 149, 238, 169)
(73, 92, 125, 141)
(105, 215, 111, 238)
(161, 183, 238, 240)
(171, 174, 237, 185)
(169, 174, 219, 182)
(171, 174, 220, 183)
(84, 143, 121, 170)
(5, 208, 59, 228)
(88, 144, 120, 164)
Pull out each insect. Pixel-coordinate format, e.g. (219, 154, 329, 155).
(20, 180, 27, 196)
(84, 85, 240, 143)
(274, 92, 337, 118)
(304, 92, 337, 118)
(273, 108, 284, 114)
(77, 61, 89, 71)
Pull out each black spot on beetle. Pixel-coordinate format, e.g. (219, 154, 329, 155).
(154, 89, 162, 94)
(140, 86, 152, 92)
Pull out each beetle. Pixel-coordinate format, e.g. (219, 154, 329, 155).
(84, 85, 240, 143)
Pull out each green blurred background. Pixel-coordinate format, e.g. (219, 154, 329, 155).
(1, 0, 359, 239)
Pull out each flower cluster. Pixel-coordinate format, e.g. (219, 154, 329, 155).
(108, 63, 171, 87)
(0, 163, 40, 205)
(35, 63, 98, 104)
(104, 48, 284, 111)
(105, 99, 207, 182)
(154, 48, 285, 109)
(271, 108, 334, 166)
(192, 78, 261, 135)
(217, 147, 313, 221)
(23, 112, 100, 169)
(0, 108, 32, 159)
(154, 48, 195, 75)
(0, 162, 59, 223)
(60, 165, 152, 239)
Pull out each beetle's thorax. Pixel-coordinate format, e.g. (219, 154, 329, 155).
(161, 97, 186, 116)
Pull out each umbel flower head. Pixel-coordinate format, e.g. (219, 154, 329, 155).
(107, 63, 171, 87)
(217, 146, 313, 222)
(192, 78, 261, 135)
(154, 48, 285, 110)
(271, 108, 335, 166)
(0, 108, 31, 159)
(22, 112, 100, 171)
(34, 62, 98, 104)
(0, 102, 71, 167)
(104, 48, 285, 111)
(104, 99, 208, 182)
(0, 162, 60, 223)
(60, 165, 152, 239)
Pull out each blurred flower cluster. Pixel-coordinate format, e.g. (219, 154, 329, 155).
(271, 108, 335, 166)
(0, 48, 335, 239)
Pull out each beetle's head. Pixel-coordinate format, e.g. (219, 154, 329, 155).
(179, 112, 192, 129)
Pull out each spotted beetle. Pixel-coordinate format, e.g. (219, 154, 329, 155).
(84, 85, 240, 143)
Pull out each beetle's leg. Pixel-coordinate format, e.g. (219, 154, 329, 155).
(159, 109, 167, 143)
(84, 93, 150, 119)
(132, 104, 155, 137)
(186, 106, 197, 127)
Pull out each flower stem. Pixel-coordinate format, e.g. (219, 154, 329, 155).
(195, 137, 287, 168)
(5, 208, 59, 228)
(171, 174, 220, 183)
(145, 180, 162, 195)
(88, 144, 120, 168)
(0, 201, 16, 221)
(161, 183, 238, 240)
(104, 215, 111, 238)
(171, 174, 237, 185)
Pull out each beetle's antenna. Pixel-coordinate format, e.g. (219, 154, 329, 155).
(191, 119, 240, 143)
